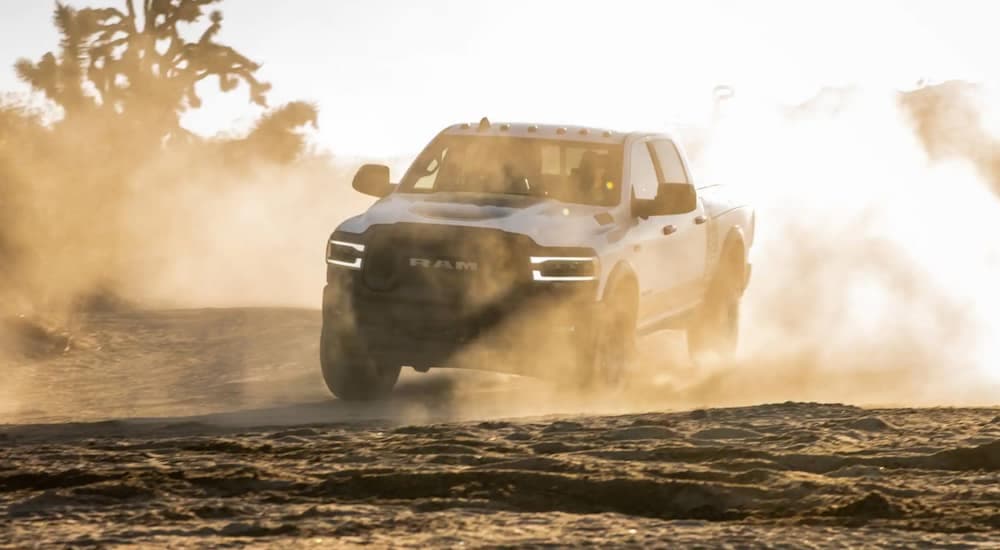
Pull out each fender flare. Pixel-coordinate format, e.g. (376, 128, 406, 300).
(717, 228, 748, 293)
(601, 261, 639, 307)
(721, 227, 747, 265)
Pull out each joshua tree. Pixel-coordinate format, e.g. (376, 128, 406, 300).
(13, 4, 96, 119)
(227, 101, 319, 165)
(15, 1, 272, 143)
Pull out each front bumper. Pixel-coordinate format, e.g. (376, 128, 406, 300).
(322, 272, 599, 372)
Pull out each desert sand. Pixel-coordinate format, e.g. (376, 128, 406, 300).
(1, 308, 997, 547)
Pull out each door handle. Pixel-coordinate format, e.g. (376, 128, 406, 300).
(694, 215, 708, 225)
(662, 224, 677, 236)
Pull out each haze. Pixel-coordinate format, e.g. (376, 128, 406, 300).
(2, 2, 1000, 544)
(3, 0, 998, 156)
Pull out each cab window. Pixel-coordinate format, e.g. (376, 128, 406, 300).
(651, 140, 690, 184)
(629, 142, 659, 200)
(413, 149, 447, 189)
(399, 136, 623, 206)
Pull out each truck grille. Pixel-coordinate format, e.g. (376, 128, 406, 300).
(360, 223, 534, 310)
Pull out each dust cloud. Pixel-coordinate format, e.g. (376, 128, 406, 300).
(4, 81, 1000, 423)
(0, 114, 386, 314)
(669, 83, 1000, 407)
(117, 155, 376, 309)
(389, 83, 1000, 418)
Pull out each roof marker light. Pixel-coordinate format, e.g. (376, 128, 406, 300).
(499, 123, 511, 131)
(527, 125, 538, 133)
(556, 127, 567, 135)
(602, 130, 613, 137)
(460, 122, 471, 129)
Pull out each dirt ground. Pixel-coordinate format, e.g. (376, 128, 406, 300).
(1, 308, 997, 547)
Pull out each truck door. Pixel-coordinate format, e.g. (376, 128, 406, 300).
(626, 139, 686, 323)
(649, 139, 708, 310)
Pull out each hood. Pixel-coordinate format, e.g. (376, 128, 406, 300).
(336, 192, 616, 248)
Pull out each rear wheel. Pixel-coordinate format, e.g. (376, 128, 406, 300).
(320, 323, 400, 401)
(687, 251, 743, 362)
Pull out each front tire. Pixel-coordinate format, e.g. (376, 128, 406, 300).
(320, 323, 400, 401)
(579, 280, 638, 390)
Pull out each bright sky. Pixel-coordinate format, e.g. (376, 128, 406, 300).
(1, 0, 997, 156)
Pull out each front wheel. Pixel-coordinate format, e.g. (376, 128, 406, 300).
(577, 281, 638, 391)
(320, 323, 400, 401)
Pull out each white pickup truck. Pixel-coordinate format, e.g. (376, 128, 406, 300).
(321, 119, 755, 400)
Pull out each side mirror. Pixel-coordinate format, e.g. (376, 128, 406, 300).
(633, 183, 697, 217)
(352, 164, 393, 198)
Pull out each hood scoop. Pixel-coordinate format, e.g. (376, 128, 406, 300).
(409, 202, 513, 221)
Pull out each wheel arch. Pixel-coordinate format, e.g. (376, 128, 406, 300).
(601, 261, 639, 306)
(722, 227, 747, 262)
(717, 227, 748, 289)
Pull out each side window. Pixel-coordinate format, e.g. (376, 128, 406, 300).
(413, 148, 448, 189)
(651, 140, 689, 184)
(629, 142, 659, 200)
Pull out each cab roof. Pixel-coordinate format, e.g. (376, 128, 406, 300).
(441, 118, 636, 144)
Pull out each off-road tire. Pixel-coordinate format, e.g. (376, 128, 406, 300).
(320, 323, 401, 401)
(580, 280, 638, 390)
(687, 248, 743, 361)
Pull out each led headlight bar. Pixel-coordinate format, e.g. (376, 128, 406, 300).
(327, 239, 365, 270)
(529, 256, 598, 282)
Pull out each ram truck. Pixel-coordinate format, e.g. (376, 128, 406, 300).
(322, 119, 754, 400)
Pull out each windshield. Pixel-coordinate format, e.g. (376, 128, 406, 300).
(398, 135, 623, 206)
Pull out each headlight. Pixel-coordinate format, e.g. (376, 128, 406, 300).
(530, 256, 598, 282)
(326, 238, 365, 270)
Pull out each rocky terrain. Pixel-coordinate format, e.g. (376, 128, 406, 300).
(1, 308, 997, 547)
